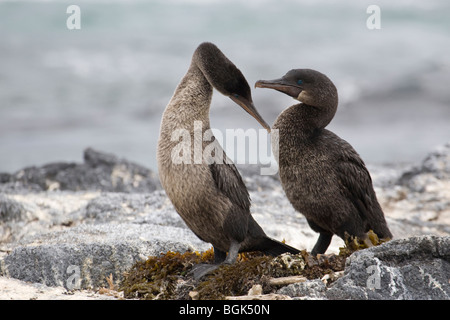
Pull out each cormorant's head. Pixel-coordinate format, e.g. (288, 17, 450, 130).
(255, 69, 338, 110)
(194, 42, 271, 132)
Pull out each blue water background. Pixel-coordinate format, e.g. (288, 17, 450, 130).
(1, 0, 449, 172)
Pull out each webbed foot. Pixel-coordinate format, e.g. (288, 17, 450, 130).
(190, 264, 219, 280)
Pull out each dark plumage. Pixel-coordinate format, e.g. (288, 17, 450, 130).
(157, 43, 300, 277)
(255, 69, 392, 255)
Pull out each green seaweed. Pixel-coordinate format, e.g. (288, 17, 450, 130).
(339, 229, 391, 256)
(120, 248, 214, 299)
(120, 248, 350, 300)
(120, 230, 391, 299)
(194, 254, 274, 300)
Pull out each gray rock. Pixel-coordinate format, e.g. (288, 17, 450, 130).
(0, 148, 161, 193)
(1, 142, 450, 299)
(277, 279, 327, 299)
(326, 236, 450, 300)
(421, 142, 450, 178)
(0, 173, 11, 184)
(0, 194, 26, 223)
(398, 142, 450, 190)
(0, 223, 210, 290)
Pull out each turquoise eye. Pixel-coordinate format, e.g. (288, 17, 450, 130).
(233, 94, 239, 98)
(297, 80, 303, 85)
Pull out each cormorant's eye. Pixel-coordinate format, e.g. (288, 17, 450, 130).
(297, 80, 303, 85)
(233, 94, 239, 98)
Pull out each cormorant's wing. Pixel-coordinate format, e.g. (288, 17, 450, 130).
(209, 159, 251, 212)
(336, 150, 375, 223)
(209, 158, 252, 243)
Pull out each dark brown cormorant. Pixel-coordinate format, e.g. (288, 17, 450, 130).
(157, 43, 300, 277)
(255, 68, 392, 255)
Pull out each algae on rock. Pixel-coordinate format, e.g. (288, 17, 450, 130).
(120, 249, 349, 300)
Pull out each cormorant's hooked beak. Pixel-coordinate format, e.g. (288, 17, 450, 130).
(255, 78, 303, 100)
(229, 95, 271, 133)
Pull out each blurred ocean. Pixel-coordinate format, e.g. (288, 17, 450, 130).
(1, 0, 450, 173)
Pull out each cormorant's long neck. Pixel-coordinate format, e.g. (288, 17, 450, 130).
(275, 102, 336, 141)
(162, 62, 213, 131)
(295, 81, 338, 133)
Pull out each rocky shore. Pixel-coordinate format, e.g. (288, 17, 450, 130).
(1, 144, 449, 300)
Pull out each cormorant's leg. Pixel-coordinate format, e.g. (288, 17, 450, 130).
(213, 246, 227, 264)
(191, 242, 240, 280)
(224, 240, 240, 265)
(191, 264, 218, 280)
(190, 246, 223, 280)
(311, 233, 332, 255)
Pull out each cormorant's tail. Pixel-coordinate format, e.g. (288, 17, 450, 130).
(369, 202, 393, 240)
(260, 237, 301, 256)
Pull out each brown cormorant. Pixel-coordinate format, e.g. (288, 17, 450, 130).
(255, 68, 392, 255)
(157, 43, 300, 277)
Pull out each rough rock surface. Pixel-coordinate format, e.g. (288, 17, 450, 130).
(0, 148, 160, 194)
(1, 144, 450, 299)
(326, 235, 450, 300)
(277, 279, 327, 299)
